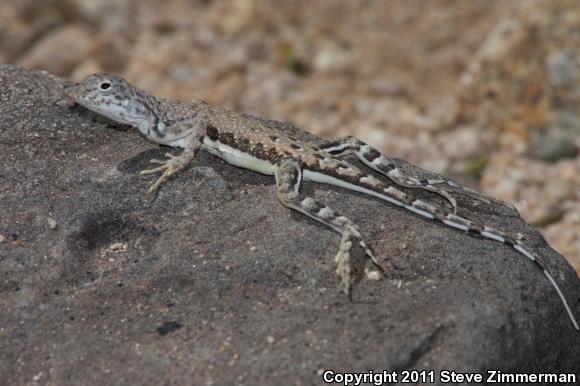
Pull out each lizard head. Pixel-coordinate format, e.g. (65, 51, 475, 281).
(67, 73, 151, 128)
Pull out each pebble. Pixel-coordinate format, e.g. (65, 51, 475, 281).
(547, 51, 577, 88)
(47, 218, 58, 230)
(314, 43, 354, 74)
(528, 133, 577, 163)
(529, 205, 565, 227)
(365, 269, 383, 281)
(18, 25, 93, 76)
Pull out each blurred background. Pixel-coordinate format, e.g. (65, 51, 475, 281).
(1, 0, 579, 272)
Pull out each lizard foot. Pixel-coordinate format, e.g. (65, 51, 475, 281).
(139, 152, 192, 193)
(335, 224, 384, 298)
(413, 180, 459, 213)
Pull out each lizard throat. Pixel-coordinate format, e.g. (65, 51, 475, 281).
(84, 101, 149, 129)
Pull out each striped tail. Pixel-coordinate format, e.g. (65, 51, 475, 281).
(305, 166, 580, 330)
(439, 211, 579, 331)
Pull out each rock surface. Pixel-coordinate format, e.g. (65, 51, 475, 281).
(2, 0, 579, 273)
(1, 65, 579, 385)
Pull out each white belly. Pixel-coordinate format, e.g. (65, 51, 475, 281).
(202, 138, 275, 175)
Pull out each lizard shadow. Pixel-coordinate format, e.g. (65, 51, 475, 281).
(62, 209, 161, 287)
(117, 146, 276, 189)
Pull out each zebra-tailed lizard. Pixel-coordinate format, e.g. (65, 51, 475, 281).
(67, 73, 579, 330)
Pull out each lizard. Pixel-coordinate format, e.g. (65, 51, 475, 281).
(66, 73, 579, 331)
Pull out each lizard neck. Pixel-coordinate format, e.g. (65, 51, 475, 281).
(129, 93, 168, 140)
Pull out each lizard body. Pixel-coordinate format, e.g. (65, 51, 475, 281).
(67, 73, 579, 330)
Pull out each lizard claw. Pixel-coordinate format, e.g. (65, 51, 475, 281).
(424, 185, 458, 214)
(335, 224, 384, 298)
(393, 177, 459, 214)
(139, 152, 193, 193)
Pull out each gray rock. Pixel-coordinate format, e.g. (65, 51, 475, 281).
(529, 132, 578, 163)
(547, 51, 578, 89)
(1, 65, 579, 385)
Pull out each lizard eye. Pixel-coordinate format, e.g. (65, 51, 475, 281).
(100, 82, 111, 90)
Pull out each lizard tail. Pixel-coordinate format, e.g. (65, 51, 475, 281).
(439, 211, 580, 331)
(401, 195, 579, 331)
(304, 168, 579, 330)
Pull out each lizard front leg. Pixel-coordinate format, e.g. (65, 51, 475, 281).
(140, 135, 201, 193)
(274, 159, 384, 297)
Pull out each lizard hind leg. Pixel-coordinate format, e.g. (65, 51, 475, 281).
(316, 136, 505, 212)
(274, 159, 384, 297)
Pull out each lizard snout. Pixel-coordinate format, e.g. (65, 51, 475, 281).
(64, 83, 84, 100)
